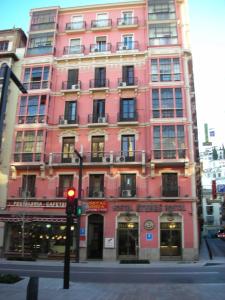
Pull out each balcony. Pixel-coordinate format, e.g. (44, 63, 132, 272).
(116, 41, 139, 51)
(161, 186, 180, 198)
(18, 115, 46, 124)
(83, 152, 112, 164)
(58, 115, 79, 127)
(23, 80, 49, 90)
(13, 152, 44, 164)
(63, 45, 85, 55)
(18, 187, 36, 198)
(26, 45, 54, 56)
(87, 114, 108, 126)
(152, 149, 187, 165)
(120, 187, 136, 198)
(47, 153, 80, 166)
(114, 151, 144, 164)
(65, 21, 86, 33)
(90, 43, 111, 54)
(89, 79, 109, 91)
(117, 17, 139, 28)
(117, 112, 138, 124)
(91, 19, 112, 31)
(87, 187, 105, 198)
(118, 77, 138, 89)
(56, 187, 67, 198)
(61, 81, 81, 92)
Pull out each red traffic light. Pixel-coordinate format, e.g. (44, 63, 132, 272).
(66, 188, 76, 201)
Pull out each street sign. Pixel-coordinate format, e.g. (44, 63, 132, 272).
(146, 233, 153, 241)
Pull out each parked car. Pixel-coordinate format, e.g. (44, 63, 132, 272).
(216, 229, 225, 239)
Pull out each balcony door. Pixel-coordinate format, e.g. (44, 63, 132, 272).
(95, 67, 106, 87)
(96, 36, 107, 52)
(89, 174, 104, 197)
(22, 175, 36, 197)
(93, 100, 105, 123)
(58, 175, 73, 197)
(122, 35, 133, 49)
(121, 174, 136, 197)
(122, 66, 134, 85)
(65, 101, 77, 124)
(162, 173, 178, 197)
(121, 135, 135, 161)
(62, 137, 75, 163)
(67, 69, 78, 89)
(120, 98, 136, 121)
(71, 15, 83, 30)
(91, 136, 104, 162)
(69, 39, 81, 54)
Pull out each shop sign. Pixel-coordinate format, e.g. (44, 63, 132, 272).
(8, 200, 66, 208)
(86, 200, 108, 212)
(113, 205, 133, 211)
(104, 238, 114, 248)
(144, 220, 154, 230)
(146, 233, 153, 241)
(137, 204, 186, 212)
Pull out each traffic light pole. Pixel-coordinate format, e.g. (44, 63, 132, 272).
(74, 149, 83, 263)
(63, 203, 73, 289)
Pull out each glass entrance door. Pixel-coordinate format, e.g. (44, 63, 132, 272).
(118, 222, 138, 258)
(160, 222, 182, 258)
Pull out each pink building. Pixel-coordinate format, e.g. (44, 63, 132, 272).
(1, 0, 201, 261)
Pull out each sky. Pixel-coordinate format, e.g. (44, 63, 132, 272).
(0, 0, 225, 148)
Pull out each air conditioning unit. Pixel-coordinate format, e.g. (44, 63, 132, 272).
(116, 156, 125, 162)
(93, 47, 99, 52)
(71, 157, 80, 163)
(71, 84, 80, 89)
(119, 81, 127, 87)
(93, 191, 103, 197)
(120, 45, 128, 50)
(60, 119, 67, 125)
(98, 116, 106, 123)
(122, 190, 132, 197)
(119, 20, 126, 26)
(103, 156, 110, 163)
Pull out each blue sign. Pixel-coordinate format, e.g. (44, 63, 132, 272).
(217, 184, 225, 193)
(80, 228, 85, 236)
(146, 233, 153, 241)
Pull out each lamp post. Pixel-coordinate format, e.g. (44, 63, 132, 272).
(74, 149, 83, 263)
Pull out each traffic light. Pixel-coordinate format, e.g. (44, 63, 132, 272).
(66, 188, 77, 214)
(76, 206, 82, 216)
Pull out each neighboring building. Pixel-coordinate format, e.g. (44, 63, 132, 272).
(200, 146, 225, 237)
(0, 0, 200, 261)
(0, 28, 27, 255)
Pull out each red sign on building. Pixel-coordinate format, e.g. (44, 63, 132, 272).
(86, 200, 108, 212)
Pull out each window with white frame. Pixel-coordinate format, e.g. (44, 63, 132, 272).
(149, 23, 178, 45)
(151, 58, 181, 81)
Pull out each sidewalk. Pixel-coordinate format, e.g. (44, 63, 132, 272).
(0, 240, 225, 300)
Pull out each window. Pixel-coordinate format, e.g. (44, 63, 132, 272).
(62, 137, 75, 163)
(31, 10, 56, 30)
(27, 33, 54, 55)
(89, 174, 104, 197)
(96, 13, 108, 27)
(120, 98, 136, 121)
(91, 136, 104, 162)
(122, 66, 134, 85)
(121, 174, 136, 197)
(122, 11, 133, 25)
(14, 130, 44, 162)
(162, 173, 178, 197)
(122, 35, 133, 49)
(18, 95, 46, 124)
(149, 23, 178, 45)
(23, 66, 50, 89)
(152, 88, 183, 118)
(206, 206, 214, 216)
(93, 100, 105, 123)
(0, 41, 9, 51)
(94, 67, 106, 87)
(64, 101, 77, 124)
(151, 58, 181, 82)
(21, 175, 36, 197)
(96, 36, 107, 51)
(67, 69, 79, 89)
(148, 0, 176, 20)
(58, 175, 73, 197)
(69, 39, 81, 54)
(122, 135, 135, 161)
(153, 125, 186, 159)
(70, 15, 84, 30)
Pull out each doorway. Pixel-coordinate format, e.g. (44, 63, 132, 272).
(87, 214, 104, 259)
(160, 222, 182, 259)
(118, 222, 138, 259)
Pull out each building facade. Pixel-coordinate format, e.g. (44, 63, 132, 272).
(1, 0, 200, 261)
(0, 28, 27, 255)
